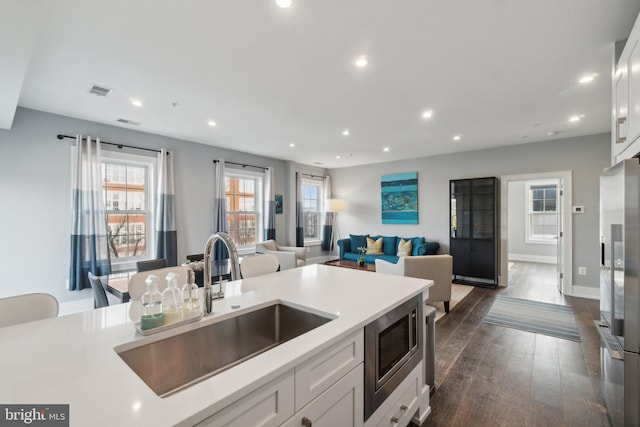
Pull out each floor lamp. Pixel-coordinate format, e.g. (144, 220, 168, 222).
(325, 198, 345, 252)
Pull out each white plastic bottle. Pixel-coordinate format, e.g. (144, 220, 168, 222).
(162, 272, 183, 325)
(140, 275, 163, 330)
(182, 272, 201, 318)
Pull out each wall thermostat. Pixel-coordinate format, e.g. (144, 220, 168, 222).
(572, 206, 584, 213)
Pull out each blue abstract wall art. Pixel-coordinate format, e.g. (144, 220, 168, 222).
(381, 172, 418, 224)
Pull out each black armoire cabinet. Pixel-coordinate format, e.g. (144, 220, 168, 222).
(449, 177, 499, 287)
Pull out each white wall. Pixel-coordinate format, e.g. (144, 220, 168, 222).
(0, 108, 319, 302)
(507, 180, 557, 262)
(329, 133, 609, 290)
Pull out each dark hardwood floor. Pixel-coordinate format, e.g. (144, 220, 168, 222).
(423, 261, 609, 427)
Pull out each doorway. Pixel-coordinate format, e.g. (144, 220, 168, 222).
(499, 171, 572, 296)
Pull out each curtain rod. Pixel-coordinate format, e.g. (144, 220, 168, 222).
(213, 159, 267, 171)
(57, 134, 165, 154)
(300, 173, 325, 180)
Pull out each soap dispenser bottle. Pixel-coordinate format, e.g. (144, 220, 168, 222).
(162, 272, 183, 325)
(140, 275, 163, 330)
(182, 271, 201, 318)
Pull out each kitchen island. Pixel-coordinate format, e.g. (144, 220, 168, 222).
(0, 264, 432, 426)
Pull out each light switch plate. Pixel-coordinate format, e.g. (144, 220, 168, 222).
(572, 206, 584, 213)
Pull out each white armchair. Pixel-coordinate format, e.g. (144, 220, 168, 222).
(255, 240, 307, 270)
(375, 255, 453, 312)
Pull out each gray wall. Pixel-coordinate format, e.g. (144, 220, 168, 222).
(507, 181, 557, 261)
(0, 108, 320, 302)
(328, 133, 609, 289)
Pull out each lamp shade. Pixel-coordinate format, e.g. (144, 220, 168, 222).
(325, 198, 345, 212)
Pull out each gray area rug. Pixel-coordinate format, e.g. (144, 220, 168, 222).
(484, 295, 581, 342)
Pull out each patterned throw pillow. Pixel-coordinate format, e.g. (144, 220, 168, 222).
(397, 239, 413, 257)
(366, 237, 383, 254)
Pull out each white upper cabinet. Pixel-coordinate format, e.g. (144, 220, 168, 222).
(614, 13, 640, 164)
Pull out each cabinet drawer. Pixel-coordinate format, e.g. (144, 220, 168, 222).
(195, 370, 294, 427)
(295, 330, 364, 411)
(365, 362, 422, 427)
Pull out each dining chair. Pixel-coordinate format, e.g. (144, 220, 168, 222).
(136, 258, 168, 272)
(240, 254, 280, 278)
(88, 272, 110, 309)
(0, 293, 59, 328)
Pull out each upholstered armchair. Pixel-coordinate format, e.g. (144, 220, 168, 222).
(255, 240, 307, 270)
(375, 255, 453, 312)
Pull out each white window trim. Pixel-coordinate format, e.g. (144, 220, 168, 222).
(301, 177, 324, 246)
(524, 180, 558, 245)
(225, 168, 264, 255)
(102, 149, 157, 272)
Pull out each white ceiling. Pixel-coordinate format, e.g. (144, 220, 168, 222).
(5, 0, 640, 168)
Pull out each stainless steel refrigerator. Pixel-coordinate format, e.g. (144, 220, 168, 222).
(599, 158, 640, 427)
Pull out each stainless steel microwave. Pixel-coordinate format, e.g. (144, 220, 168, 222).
(364, 293, 423, 420)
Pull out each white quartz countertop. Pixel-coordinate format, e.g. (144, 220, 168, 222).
(0, 264, 431, 427)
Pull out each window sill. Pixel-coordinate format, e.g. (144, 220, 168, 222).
(304, 240, 322, 247)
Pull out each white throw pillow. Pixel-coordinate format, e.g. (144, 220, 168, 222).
(397, 239, 413, 257)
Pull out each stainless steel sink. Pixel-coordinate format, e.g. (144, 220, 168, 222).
(116, 303, 333, 397)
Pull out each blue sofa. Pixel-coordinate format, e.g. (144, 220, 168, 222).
(337, 234, 440, 265)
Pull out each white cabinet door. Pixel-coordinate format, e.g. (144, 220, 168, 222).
(282, 364, 364, 427)
(195, 370, 295, 427)
(613, 61, 629, 160)
(627, 38, 640, 147)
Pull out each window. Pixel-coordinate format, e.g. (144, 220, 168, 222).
(301, 178, 324, 243)
(527, 182, 558, 242)
(225, 170, 263, 252)
(102, 151, 155, 270)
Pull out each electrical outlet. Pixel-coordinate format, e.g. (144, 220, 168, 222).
(578, 266, 587, 275)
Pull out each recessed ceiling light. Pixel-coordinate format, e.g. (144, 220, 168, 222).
(569, 115, 581, 122)
(342, 129, 350, 136)
(130, 99, 143, 107)
(207, 120, 217, 127)
(276, 0, 292, 8)
(383, 147, 390, 152)
(336, 155, 341, 159)
(289, 143, 295, 147)
(453, 135, 462, 141)
(422, 110, 433, 119)
(355, 56, 368, 68)
(579, 74, 597, 84)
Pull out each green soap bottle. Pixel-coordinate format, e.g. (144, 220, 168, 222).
(140, 275, 163, 330)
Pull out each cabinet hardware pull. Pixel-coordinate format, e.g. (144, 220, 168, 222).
(390, 405, 409, 423)
(301, 416, 312, 427)
(616, 116, 627, 144)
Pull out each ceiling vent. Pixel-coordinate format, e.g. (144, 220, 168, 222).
(117, 118, 141, 126)
(88, 84, 112, 97)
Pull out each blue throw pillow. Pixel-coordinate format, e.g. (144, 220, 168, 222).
(349, 234, 368, 252)
(403, 236, 425, 256)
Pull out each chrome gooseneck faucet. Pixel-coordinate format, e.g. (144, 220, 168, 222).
(203, 232, 240, 314)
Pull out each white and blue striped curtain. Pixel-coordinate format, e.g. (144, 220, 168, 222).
(295, 172, 304, 247)
(155, 149, 177, 266)
(213, 159, 228, 260)
(321, 176, 334, 251)
(69, 135, 111, 291)
(264, 167, 275, 241)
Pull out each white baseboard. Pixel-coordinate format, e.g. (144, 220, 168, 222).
(508, 253, 556, 264)
(568, 285, 599, 300)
